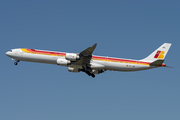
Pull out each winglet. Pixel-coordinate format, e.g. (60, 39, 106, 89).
(92, 43, 97, 48)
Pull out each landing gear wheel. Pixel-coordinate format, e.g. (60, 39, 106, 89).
(92, 74, 95, 78)
(14, 62, 18, 65)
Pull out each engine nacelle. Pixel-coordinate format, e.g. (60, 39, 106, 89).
(65, 53, 80, 61)
(92, 69, 104, 74)
(68, 67, 80, 73)
(57, 59, 71, 66)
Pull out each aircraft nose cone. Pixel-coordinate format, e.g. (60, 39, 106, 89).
(6, 51, 10, 56)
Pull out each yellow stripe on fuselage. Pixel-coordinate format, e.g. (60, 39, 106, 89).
(21, 48, 150, 66)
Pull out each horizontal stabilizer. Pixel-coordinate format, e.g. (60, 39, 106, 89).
(165, 66, 173, 68)
(150, 60, 164, 66)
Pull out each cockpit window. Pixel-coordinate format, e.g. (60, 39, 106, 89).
(10, 50, 12, 52)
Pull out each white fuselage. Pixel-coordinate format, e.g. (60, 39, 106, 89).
(6, 48, 156, 72)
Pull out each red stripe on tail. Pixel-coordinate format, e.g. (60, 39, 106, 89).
(154, 51, 161, 58)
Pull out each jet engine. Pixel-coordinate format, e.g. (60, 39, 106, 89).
(92, 69, 104, 74)
(57, 59, 71, 66)
(68, 67, 80, 73)
(65, 53, 80, 61)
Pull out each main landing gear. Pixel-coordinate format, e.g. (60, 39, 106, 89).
(92, 74, 95, 78)
(82, 66, 95, 78)
(14, 60, 20, 65)
(86, 71, 95, 78)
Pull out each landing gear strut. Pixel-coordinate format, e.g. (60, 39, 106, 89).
(86, 71, 95, 78)
(14, 60, 20, 65)
(82, 66, 95, 78)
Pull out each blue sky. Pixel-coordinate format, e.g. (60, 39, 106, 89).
(1, 0, 180, 120)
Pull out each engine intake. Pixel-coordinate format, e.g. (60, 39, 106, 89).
(65, 53, 80, 61)
(68, 67, 80, 73)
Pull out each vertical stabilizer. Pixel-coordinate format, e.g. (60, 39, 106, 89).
(140, 43, 172, 63)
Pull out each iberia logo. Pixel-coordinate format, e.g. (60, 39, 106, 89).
(154, 50, 165, 59)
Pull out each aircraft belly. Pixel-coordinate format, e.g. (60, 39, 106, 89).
(90, 62, 105, 69)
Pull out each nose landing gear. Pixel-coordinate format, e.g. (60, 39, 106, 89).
(14, 60, 20, 65)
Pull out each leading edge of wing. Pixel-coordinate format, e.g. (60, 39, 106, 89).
(79, 43, 97, 56)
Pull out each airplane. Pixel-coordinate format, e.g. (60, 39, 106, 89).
(6, 43, 171, 78)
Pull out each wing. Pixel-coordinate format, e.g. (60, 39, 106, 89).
(72, 43, 97, 67)
(80, 43, 97, 56)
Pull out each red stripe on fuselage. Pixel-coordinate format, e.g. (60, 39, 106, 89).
(92, 56, 150, 64)
(25, 49, 151, 65)
(26, 49, 66, 56)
